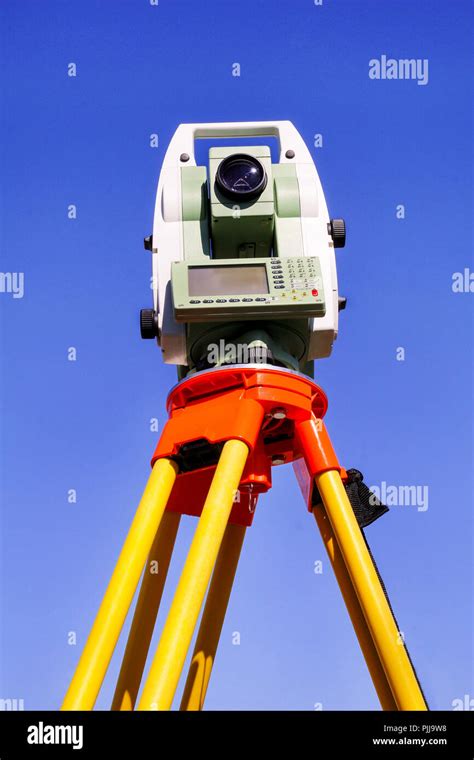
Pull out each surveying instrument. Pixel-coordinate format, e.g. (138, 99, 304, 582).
(62, 121, 427, 711)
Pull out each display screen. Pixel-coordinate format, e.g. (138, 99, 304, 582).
(188, 264, 269, 296)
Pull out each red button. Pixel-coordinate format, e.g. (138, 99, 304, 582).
(311, 289, 318, 296)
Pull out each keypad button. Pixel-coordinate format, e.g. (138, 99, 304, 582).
(229, 298, 240, 302)
(203, 299, 214, 303)
(190, 300, 201, 304)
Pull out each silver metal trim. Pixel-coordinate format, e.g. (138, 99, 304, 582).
(167, 363, 317, 400)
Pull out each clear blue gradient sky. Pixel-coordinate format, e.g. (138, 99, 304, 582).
(0, 0, 472, 710)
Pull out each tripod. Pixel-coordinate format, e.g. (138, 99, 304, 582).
(61, 364, 427, 711)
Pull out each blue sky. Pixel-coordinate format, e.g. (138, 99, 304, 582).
(0, 0, 472, 710)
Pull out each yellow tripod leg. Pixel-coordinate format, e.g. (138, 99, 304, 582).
(61, 458, 178, 711)
(137, 439, 249, 711)
(112, 510, 181, 711)
(315, 470, 427, 711)
(180, 522, 246, 711)
(312, 503, 397, 710)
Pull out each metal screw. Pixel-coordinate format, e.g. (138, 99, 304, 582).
(285, 149, 295, 159)
(270, 407, 287, 420)
(180, 153, 190, 162)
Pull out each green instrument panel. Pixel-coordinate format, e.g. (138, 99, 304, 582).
(172, 257, 326, 322)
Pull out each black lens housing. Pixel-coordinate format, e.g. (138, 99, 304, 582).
(215, 153, 267, 201)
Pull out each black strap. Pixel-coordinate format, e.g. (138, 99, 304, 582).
(312, 467, 389, 528)
(343, 468, 389, 528)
